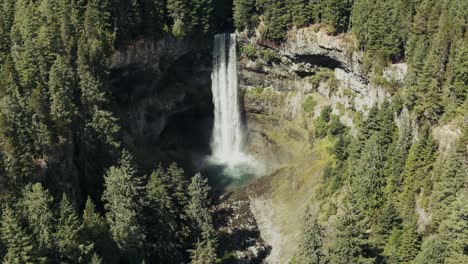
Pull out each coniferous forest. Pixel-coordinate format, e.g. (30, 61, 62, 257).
(0, 0, 466, 263)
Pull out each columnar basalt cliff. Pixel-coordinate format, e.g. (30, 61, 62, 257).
(109, 35, 214, 171)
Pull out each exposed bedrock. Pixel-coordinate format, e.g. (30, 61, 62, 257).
(109, 35, 214, 172)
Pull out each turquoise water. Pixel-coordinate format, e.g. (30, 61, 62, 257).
(200, 160, 258, 190)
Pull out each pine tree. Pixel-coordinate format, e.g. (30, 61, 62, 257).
(431, 143, 467, 227)
(291, 0, 312, 28)
(82, 197, 117, 263)
(167, 0, 192, 38)
(437, 191, 468, 263)
(399, 126, 437, 218)
(384, 111, 412, 200)
(256, 0, 291, 40)
(397, 217, 420, 263)
(90, 253, 103, 264)
(20, 183, 54, 253)
(0, 205, 36, 263)
(102, 149, 145, 253)
(296, 211, 324, 264)
(322, 0, 352, 33)
(413, 234, 448, 264)
(352, 134, 386, 213)
(48, 55, 76, 128)
(327, 198, 374, 264)
(145, 165, 182, 261)
(189, 237, 217, 264)
(0, 0, 15, 64)
(233, 0, 256, 30)
(56, 194, 91, 262)
(187, 173, 217, 264)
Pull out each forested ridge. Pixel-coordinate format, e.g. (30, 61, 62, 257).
(0, 0, 466, 263)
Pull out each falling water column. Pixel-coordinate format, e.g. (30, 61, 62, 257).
(210, 33, 244, 165)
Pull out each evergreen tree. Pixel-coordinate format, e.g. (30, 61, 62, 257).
(187, 173, 217, 264)
(0, 205, 36, 263)
(327, 198, 374, 264)
(48, 55, 76, 128)
(399, 126, 437, 218)
(56, 194, 91, 262)
(102, 149, 145, 254)
(397, 217, 420, 263)
(413, 234, 448, 264)
(20, 183, 54, 253)
(291, 0, 312, 28)
(352, 134, 386, 213)
(233, 0, 256, 30)
(82, 197, 117, 263)
(90, 253, 103, 264)
(322, 0, 352, 33)
(256, 0, 291, 40)
(145, 165, 182, 262)
(0, 0, 15, 64)
(296, 210, 324, 264)
(437, 191, 468, 263)
(431, 143, 467, 227)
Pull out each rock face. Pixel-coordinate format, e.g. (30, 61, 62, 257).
(109, 35, 214, 171)
(238, 27, 401, 167)
(236, 27, 407, 263)
(283, 27, 366, 80)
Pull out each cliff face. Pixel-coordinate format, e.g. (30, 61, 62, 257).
(236, 27, 409, 263)
(238, 27, 401, 168)
(109, 35, 214, 171)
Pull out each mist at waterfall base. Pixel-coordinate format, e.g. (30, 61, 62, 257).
(202, 33, 262, 189)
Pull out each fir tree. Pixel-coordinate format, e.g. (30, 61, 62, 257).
(0, 205, 36, 263)
(327, 198, 374, 264)
(187, 173, 217, 264)
(20, 183, 54, 253)
(48, 55, 76, 128)
(296, 210, 325, 264)
(56, 194, 91, 262)
(102, 149, 145, 254)
(233, 0, 256, 30)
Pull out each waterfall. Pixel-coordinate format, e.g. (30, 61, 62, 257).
(210, 33, 244, 165)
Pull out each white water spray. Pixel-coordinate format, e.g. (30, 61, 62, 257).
(210, 33, 247, 166)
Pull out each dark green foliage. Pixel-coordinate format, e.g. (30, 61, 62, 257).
(322, 0, 352, 33)
(256, 0, 291, 40)
(399, 126, 437, 218)
(290, 0, 313, 28)
(352, 0, 412, 64)
(413, 234, 448, 264)
(82, 197, 117, 263)
(233, 0, 256, 30)
(20, 183, 54, 253)
(102, 150, 145, 254)
(48, 55, 76, 128)
(295, 211, 324, 263)
(187, 173, 217, 263)
(0, 205, 36, 263)
(327, 199, 374, 264)
(0, 0, 15, 64)
(167, 0, 213, 38)
(144, 164, 188, 262)
(351, 134, 386, 213)
(314, 106, 332, 138)
(328, 115, 346, 137)
(431, 143, 467, 227)
(397, 218, 421, 263)
(56, 194, 92, 262)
